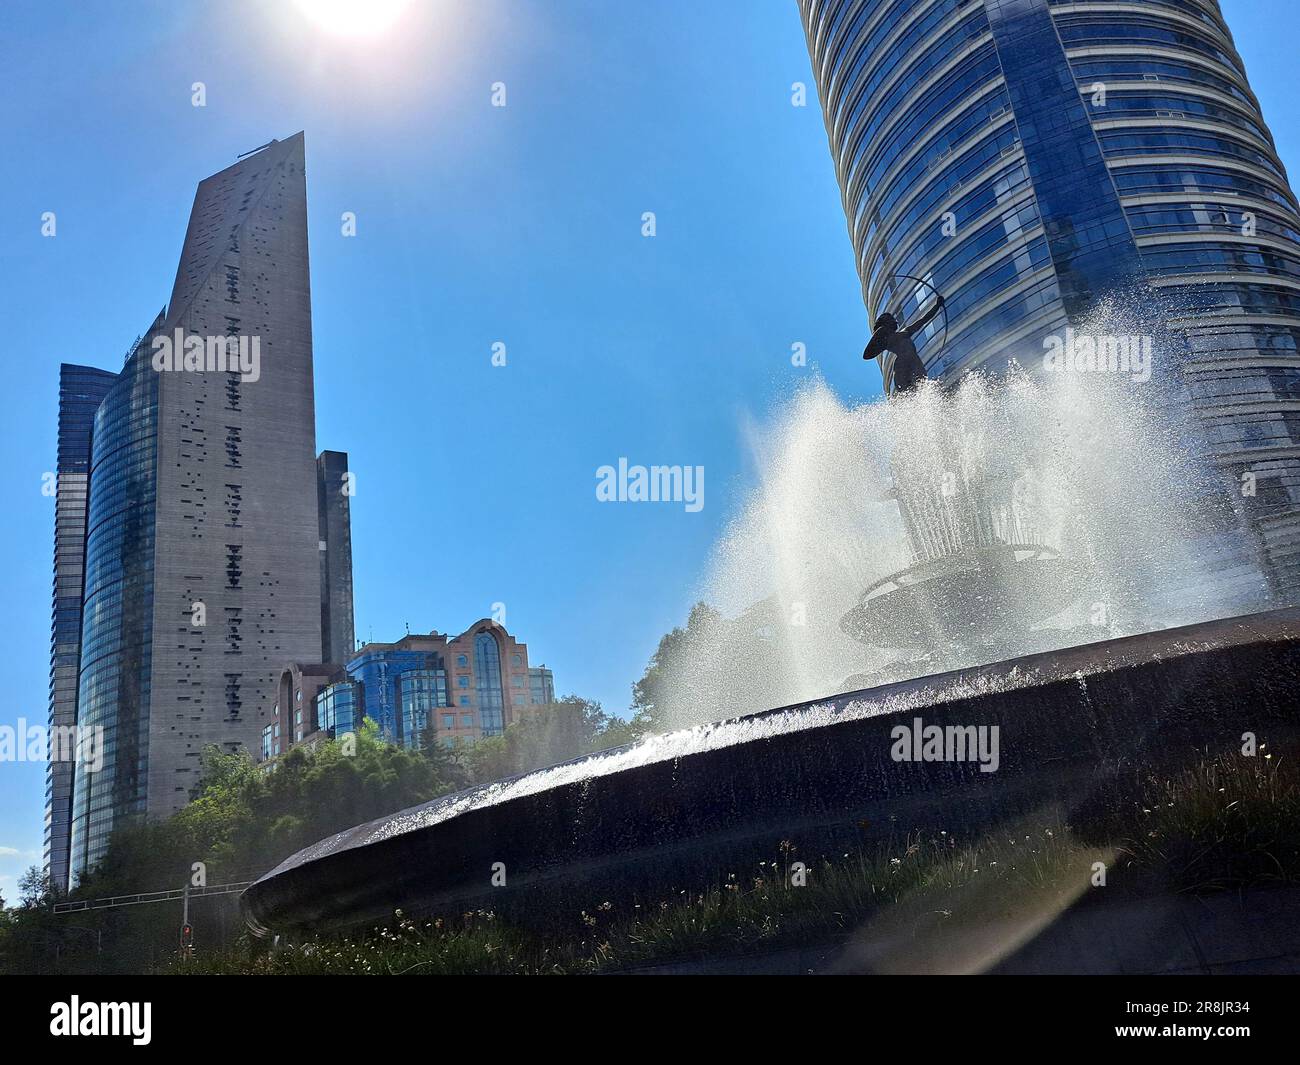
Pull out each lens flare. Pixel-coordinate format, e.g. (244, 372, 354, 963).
(293, 0, 414, 38)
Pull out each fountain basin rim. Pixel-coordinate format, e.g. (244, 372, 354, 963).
(245, 606, 1300, 895)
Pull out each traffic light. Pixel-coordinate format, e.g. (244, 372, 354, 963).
(180, 923, 193, 951)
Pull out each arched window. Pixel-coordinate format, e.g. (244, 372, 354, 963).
(474, 633, 505, 736)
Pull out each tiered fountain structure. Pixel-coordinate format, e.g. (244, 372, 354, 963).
(243, 375, 1299, 945)
(840, 426, 1093, 672)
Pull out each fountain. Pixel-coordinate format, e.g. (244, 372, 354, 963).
(243, 359, 1299, 941)
(643, 365, 1272, 727)
(840, 410, 1093, 670)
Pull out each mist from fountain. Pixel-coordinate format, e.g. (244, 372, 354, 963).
(650, 332, 1274, 732)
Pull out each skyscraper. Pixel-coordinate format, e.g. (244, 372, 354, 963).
(52, 134, 354, 887)
(316, 450, 355, 665)
(799, 0, 1300, 592)
(45, 364, 120, 891)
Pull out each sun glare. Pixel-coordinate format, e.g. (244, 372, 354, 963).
(293, 0, 414, 39)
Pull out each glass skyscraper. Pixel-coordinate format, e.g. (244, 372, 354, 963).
(69, 331, 161, 884)
(799, 0, 1300, 592)
(50, 135, 355, 889)
(45, 363, 121, 891)
(316, 449, 355, 665)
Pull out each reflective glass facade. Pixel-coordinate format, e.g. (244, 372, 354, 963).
(316, 680, 361, 738)
(346, 648, 431, 744)
(69, 336, 159, 880)
(45, 364, 118, 890)
(399, 669, 449, 750)
(800, 0, 1300, 591)
(474, 633, 505, 736)
(528, 665, 555, 706)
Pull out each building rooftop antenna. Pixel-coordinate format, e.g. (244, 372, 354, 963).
(237, 139, 276, 160)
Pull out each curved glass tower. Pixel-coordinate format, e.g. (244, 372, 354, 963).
(799, 0, 1300, 591)
(46, 363, 120, 891)
(70, 336, 159, 878)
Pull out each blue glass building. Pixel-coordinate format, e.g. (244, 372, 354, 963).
(315, 680, 361, 739)
(800, 0, 1300, 591)
(398, 669, 450, 750)
(346, 646, 444, 745)
(45, 363, 120, 891)
(69, 331, 160, 880)
(528, 665, 555, 707)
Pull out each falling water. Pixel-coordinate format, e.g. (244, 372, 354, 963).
(652, 338, 1275, 732)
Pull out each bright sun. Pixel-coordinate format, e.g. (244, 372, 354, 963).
(293, 0, 414, 38)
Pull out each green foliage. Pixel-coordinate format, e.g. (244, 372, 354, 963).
(0, 719, 464, 974)
(18, 866, 55, 908)
(178, 747, 1300, 976)
(629, 601, 722, 732)
(0, 696, 635, 974)
(461, 695, 643, 781)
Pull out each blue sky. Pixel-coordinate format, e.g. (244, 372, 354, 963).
(1, 0, 1296, 890)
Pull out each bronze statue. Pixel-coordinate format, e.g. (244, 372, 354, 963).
(864, 290, 945, 395)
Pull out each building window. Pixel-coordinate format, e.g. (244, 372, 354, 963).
(442, 713, 455, 729)
(529, 668, 554, 706)
(461, 713, 474, 727)
(474, 633, 505, 736)
(512, 654, 522, 666)
(457, 654, 467, 666)
(458, 675, 469, 688)
(511, 675, 523, 687)
(459, 695, 469, 706)
(400, 669, 448, 751)
(317, 681, 359, 739)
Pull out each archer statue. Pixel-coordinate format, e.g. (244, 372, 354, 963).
(863, 283, 946, 396)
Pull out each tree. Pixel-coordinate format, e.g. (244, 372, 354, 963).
(1, 721, 485, 973)
(630, 601, 723, 732)
(590, 713, 643, 752)
(509, 696, 607, 768)
(18, 866, 52, 909)
(417, 733, 472, 792)
(460, 695, 642, 783)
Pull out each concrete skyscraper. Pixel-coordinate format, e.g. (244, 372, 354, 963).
(49, 134, 354, 888)
(799, 0, 1300, 593)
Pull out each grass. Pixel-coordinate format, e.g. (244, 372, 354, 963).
(177, 746, 1300, 974)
